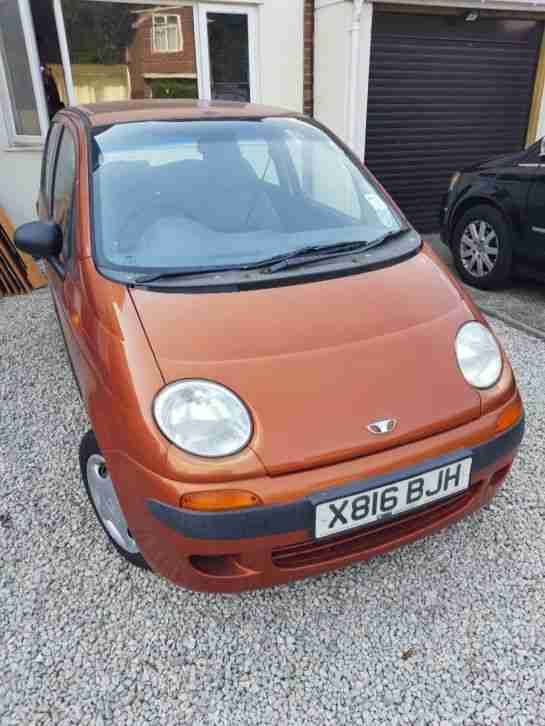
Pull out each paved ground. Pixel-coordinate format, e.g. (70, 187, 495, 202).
(428, 235, 545, 337)
(1, 289, 545, 726)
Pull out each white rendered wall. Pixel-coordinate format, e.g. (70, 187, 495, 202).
(314, 0, 353, 142)
(259, 0, 305, 112)
(0, 113, 41, 225)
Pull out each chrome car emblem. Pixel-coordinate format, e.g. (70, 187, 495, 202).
(367, 418, 398, 435)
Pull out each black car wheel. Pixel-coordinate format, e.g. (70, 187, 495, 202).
(80, 431, 150, 570)
(452, 205, 512, 290)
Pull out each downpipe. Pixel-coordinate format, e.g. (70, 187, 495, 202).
(347, 0, 365, 151)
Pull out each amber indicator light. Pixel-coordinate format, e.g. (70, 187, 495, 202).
(180, 490, 262, 512)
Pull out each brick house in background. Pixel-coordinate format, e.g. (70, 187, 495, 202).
(128, 6, 198, 100)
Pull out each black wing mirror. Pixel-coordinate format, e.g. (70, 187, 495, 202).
(14, 221, 62, 260)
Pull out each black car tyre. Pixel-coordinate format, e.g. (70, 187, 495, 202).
(80, 430, 150, 570)
(452, 205, 512, 290)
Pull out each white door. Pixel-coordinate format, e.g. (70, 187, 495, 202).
(197, 3, 260, 103)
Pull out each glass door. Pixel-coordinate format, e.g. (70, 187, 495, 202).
(198, 4, 259, 103)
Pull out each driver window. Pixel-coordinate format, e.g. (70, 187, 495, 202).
(52, 128, 77, 263)
(41, 124, 62, 217)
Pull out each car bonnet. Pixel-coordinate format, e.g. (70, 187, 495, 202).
(129, 248, 481, 475)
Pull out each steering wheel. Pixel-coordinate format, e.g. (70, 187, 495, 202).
(117, 197, 191, 253)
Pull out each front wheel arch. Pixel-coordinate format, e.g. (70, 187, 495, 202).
(449, 196, 518, 250)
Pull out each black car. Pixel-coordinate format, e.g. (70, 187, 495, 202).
(440, 138, 545, 289)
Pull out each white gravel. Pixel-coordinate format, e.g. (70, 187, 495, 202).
(1, 288, 545, 726)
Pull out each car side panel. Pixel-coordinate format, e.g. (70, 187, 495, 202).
(521, 167, 545, 265)
(444, 166, 534, 253)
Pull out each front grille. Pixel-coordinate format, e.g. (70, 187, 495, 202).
(272, 487, 478, 570)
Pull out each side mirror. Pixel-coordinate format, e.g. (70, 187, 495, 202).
(540, 137, 545, 158)
(14, 221, 62, 260)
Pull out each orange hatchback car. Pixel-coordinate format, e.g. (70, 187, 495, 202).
(15, 101, 524, 592)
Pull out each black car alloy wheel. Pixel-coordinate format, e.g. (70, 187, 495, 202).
(452, 205, 512, 289)
(460, 220, 499, 277)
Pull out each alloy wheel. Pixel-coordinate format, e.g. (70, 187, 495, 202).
(459, 220, 499, 278)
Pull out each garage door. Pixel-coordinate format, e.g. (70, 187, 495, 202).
(365, 13, 543, 232)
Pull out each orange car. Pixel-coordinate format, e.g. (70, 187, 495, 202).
(15, 101, 524, 593)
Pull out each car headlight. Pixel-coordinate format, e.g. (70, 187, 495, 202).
(153, 380, 253, 458)
(448, 172, 461, 192)
(455, 322, 502, 389)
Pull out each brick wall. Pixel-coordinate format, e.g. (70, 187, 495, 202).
(303, 0, 314, 116)
(129, 8, 197, 99)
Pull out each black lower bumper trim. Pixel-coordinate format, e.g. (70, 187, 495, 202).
(147, 417, 524, 541)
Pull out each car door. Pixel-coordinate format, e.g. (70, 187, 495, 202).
(43, 119, 84, 388)
(45, 121, 77, 302)
(523, 154, 545, 267)
(509, 141, 545, 265)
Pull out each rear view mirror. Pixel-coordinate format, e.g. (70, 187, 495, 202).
(540, 137, 545, 158)
(14, 221, 62, 260)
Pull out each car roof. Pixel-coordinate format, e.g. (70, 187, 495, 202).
(69, 99, 299, 127)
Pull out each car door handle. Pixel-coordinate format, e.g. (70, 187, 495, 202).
(531, 226, 545, 234)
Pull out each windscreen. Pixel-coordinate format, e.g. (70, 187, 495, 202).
(91, 118, 403, 273)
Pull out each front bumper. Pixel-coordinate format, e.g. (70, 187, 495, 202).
(105, 400, 524, 593)
(148, 418, 523, 542)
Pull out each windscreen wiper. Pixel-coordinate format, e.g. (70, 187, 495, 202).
(132, 228, 409, 285)
(133, 263, 257, 285)
(132, 249, 341, 284)
(264, 227, 409, 273)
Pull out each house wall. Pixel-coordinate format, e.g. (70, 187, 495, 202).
(0, 112, 42, 225)
(259, 0, 304, 111)
(314, 1, 353, 141)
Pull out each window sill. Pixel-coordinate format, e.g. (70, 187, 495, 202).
(3, 144, 44, 153)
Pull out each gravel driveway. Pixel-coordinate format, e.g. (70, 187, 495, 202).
(1, 289, 544, 726)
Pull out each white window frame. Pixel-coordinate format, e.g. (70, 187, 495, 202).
(152, 13, 183, 54)
(0, 0, 49, 146)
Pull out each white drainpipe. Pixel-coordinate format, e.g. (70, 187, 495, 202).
(347, 0, 365, 151)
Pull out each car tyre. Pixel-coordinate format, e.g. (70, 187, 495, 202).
(452, 205, 512, 290)
(80, 430, 150, 570)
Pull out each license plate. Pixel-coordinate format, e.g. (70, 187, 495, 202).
(314, 457, 472, 539)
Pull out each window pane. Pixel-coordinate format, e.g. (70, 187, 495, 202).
(155, 27, 167, 52)
(207, 13, 250, 102)
(167, 25, 179, 52)
(42, 123, 62, 213)
(0, 0, 40, 136)
(53, 129, 76, 236)
(62, 2, 198, 101)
